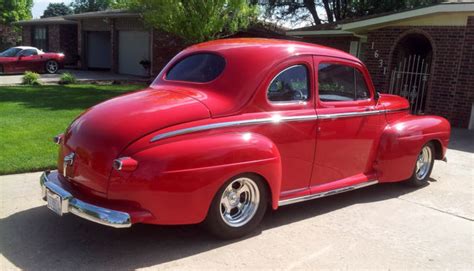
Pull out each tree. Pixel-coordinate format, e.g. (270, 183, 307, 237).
(0, 0, 33, 50)
(71, 0, 114, 13)
(123, 0, 258, 44)
(42, 3, 73, 18)
(0, 0, 33, 24)
(259, 0, 443, 27)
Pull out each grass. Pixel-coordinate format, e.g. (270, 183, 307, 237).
(0, 84, 146, 175)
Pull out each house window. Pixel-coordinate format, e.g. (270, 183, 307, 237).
(32, 26, 48, 51)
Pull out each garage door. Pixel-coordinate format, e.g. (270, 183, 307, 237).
(118, 31, 150, 76)
(87, 31, 111, 69)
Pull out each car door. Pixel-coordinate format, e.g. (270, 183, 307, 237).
(248, 56, 318, 200)
(16, 49, 43, 72)
(310, 56, 386, 188)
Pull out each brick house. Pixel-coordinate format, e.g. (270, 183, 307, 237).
(287, 2, 474, 129)
(16, 17, 78, 65)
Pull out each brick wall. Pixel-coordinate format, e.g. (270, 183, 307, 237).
(453, 16, 474, 128)
(151, 30, 185, 76)
(60, 25, 78, 65)
(47, 24, 60, 52)
(22, 26, 32, 45)
(363, 22, 474, 128)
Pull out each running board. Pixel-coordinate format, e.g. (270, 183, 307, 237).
(278, 180, 379, 206)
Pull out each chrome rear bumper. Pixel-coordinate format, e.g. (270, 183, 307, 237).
(40, 171, 131, 228)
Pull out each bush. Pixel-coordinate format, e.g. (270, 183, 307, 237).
(22, 71, 41, 85)
(59, 72, 77, 85)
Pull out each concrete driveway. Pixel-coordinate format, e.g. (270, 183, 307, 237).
(0, 69, 149, 85)
(0, 129, 472, 270)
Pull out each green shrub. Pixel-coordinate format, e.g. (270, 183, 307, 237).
(59, 72, 77, 85)
(22, 71, 41, 85)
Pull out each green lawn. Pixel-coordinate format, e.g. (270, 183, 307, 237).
(0, 84, 146, 175)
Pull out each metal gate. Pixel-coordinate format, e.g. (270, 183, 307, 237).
(389, 55, 430, 114)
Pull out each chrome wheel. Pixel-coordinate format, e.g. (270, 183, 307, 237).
(219, 177, 260, 227)
(46, 61, 58, 73)
(415, 145, 432, 180)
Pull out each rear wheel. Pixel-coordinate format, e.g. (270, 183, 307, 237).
(45, 60, 59, 74)
(204, 174, 267, 239)
(406, 142, 435, 187)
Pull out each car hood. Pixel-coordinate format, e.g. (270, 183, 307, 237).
(60, 88, 210, 195)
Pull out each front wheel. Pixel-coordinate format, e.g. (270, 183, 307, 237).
(45, 60, 59, 74)
(406, 142, 435, 187)
(204, 174, 268, 239)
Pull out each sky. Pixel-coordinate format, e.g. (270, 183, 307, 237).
(32, 0, 73, 18)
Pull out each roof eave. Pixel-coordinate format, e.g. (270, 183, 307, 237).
(286, 30, 354, 37)
(342, 3, 474, 31)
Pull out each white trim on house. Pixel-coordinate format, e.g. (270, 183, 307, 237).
(341, 3, 474, 31)
(286, 30, 351, 36)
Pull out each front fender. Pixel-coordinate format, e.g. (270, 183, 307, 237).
(376, 115, 450, 182)
(108, 132, 281, 225)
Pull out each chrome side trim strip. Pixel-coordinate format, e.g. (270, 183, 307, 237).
(150, 108, 409, 142)
(278, 180, 378, 207)
(150, 114, 319, 142)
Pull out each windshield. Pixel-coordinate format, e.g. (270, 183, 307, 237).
(0, 48, 22, 57)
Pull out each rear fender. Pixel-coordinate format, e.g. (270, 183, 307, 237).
(108, 132, 282, 225)
(375, 115, 450, 182)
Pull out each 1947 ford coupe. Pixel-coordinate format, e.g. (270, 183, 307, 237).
(40, 39, 450, 239)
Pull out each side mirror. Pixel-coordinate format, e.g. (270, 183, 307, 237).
(374, 91, 381, 101)
(18, 55, 23, 60)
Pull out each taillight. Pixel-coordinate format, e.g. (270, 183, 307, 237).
(113, 157, 138, 172)
(53, 134, 63, 144)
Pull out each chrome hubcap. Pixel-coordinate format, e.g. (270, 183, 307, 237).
(47, 61, 58, 72)
(416, 146, 432, 180)
(220, 177, 260, 227)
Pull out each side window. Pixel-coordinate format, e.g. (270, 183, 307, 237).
(268, 65, 309, 102)
(19, 49, 37, 57)
(318, 63, 370, 102)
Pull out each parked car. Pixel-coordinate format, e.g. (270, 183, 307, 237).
(40, 39, 450, 239)
(0, 46, 64, 74)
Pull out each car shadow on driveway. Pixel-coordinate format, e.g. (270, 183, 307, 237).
(0, 182, 424, 270)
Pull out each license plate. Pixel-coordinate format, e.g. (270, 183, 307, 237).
(46, 190, 63, 216)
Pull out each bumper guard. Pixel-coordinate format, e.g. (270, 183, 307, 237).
(40, 171, 131, 228)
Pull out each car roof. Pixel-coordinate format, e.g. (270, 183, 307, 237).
(187, 38, 361, 63)
(14, 46, 39, 50)
(155, 38, 363, 117)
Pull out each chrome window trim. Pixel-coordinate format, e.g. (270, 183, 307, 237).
(267, 64, 310, 104)
(150, 108, 408, 143)
(278, 180, 379, 206)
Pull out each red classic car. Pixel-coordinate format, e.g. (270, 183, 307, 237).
(0, 46, 64, 74)
(40, 39, 450, 239)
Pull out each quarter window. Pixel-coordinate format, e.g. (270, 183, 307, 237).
(267, 65, 309, 102)
(318, 63, 370, 102)
(166, 53, 225, 83)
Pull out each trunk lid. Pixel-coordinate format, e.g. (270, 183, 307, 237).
(59, 88, 210, 196)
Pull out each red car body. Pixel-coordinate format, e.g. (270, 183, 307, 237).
(0, 46, 64, 74)
(40, 39, 450, 234)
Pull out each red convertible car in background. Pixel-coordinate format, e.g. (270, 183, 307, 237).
(40, 39, 450, 239)
(0, 46, 64, 74)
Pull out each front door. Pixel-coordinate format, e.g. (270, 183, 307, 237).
(16, 49, 43, 72)
(310, 56, 385, 188)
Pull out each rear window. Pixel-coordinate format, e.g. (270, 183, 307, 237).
(166, 53, 226, 83)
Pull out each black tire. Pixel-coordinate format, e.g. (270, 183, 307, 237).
(406, 142, 435, 187)
(204, 174, 268, 239)
(45, 60, 59, 74)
